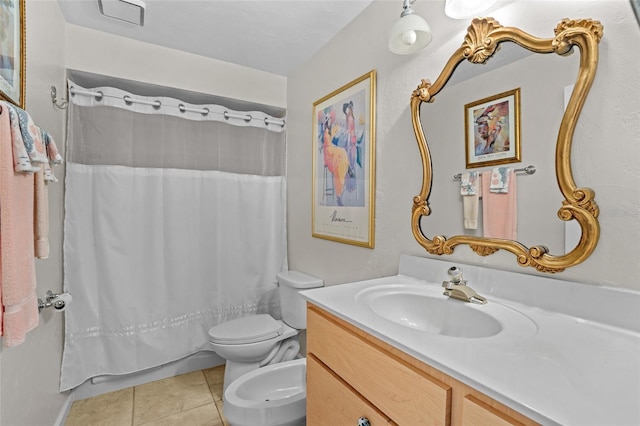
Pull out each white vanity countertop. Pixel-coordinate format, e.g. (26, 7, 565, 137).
(301, 255, 640, 426)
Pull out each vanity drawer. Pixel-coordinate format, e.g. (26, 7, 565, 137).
(462, 395, 525, 426)
(307, 306, 451, 425)
(307, 354, 395, 426)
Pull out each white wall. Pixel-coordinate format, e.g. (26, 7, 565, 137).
(286, 0, 640, 289)
(65, 24, 287, 109)
(0, 2, 68, 425)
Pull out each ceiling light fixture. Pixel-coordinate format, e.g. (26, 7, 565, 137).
(98, 0, 146, 26)
(388, 0, 432, 55)
(444, 0, 497, 19)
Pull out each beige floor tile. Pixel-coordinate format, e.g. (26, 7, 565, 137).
(133, 371, 214, 425)
(215, 399, 230, 426)
(138, 403, 223, 426)
(202, 365, 225, 401)
(65, 387, 133, 426)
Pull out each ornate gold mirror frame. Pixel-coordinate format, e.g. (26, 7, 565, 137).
(410, 18, 603, 273)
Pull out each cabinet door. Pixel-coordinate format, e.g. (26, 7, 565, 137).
(462, 395, 526, 426)
(307, 355, 393, 426)
(308, 307, 451, 425)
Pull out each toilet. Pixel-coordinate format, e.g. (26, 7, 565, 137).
(208, 270, 323, 426)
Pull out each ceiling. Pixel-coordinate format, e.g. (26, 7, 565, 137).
(57, 0, 375, 77)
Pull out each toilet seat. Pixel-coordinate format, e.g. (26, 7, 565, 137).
(209, 314, 283, 345)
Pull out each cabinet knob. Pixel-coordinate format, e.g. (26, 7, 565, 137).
(358, 417, 371, 426)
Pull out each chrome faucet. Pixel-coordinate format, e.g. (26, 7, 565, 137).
(442, 266, 487, 305)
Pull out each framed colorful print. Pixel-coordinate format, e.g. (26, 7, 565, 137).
(0, 0, 26, 108)
(464, 88, 521, 169)
(312, 70, 376, 248)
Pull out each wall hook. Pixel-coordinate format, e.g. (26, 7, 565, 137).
(50, 86, 68, 109)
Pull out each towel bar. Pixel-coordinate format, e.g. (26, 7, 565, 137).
(453, 165, 536, 181)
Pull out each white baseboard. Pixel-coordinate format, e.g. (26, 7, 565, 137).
(54, 392, 75, 426)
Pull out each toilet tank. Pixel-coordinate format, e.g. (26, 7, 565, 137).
(276, 271, 323, 329)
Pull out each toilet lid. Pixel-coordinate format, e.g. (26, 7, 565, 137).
(208, 314, 284, 344)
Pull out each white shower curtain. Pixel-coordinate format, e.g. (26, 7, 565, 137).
(60, 82, 287, 391)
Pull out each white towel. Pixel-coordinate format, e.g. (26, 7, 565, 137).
(41, 129, 63, 164)
(461, 172, 479, 229)
(12, 106, 49, 164)
(4, 103, 40, 173)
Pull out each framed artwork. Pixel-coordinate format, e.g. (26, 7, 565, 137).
(464, 88, 520, 169)
(0, 0, 26, 108)
(312, 70, 376, 248)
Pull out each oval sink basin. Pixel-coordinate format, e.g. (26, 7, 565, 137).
(355, 284, 536, 339)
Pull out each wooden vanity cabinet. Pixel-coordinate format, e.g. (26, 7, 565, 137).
(307, 355, 396, 425)
(306, 304, 539, 426)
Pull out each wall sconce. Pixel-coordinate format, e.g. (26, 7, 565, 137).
(388, 0, 432, 55)
(444, 0, 497, 19)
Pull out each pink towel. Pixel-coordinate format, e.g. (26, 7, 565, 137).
(0, 104, 39, 346)
(482, 169, 517, 240)
(34, 169, 50, 259)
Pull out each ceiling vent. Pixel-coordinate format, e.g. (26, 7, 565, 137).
(98, 0, 146, 26)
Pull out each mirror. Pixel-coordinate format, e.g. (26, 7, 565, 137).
(410, 18, 603, 273)
(421, 45, 577, 257)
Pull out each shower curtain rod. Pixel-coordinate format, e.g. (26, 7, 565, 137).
(67, 86, 286, 128)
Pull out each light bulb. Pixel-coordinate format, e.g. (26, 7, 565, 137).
(401, 29, 417, 46)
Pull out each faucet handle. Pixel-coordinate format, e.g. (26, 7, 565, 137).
(447, 266, 463, 282)
(442, 280, 454, 290)
(447, 266, 465, 285)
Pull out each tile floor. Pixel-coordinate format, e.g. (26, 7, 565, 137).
(64, 366, 229, 426)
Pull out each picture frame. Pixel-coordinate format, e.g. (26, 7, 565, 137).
(312, 70, 376, 248)
(464, 88, 521, 169)
(0, 0, 26, 108)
